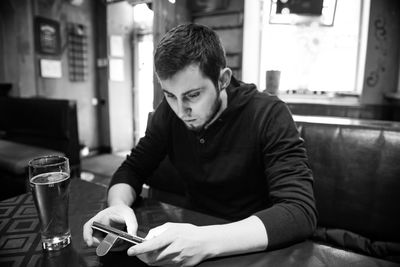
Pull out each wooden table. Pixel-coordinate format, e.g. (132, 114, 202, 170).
(0, 178, 398, 266)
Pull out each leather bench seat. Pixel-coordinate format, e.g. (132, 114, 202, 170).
(145, 114, 400, 265)
(293, 115, 400, 263)
(0, 97, 80, 200)
(0, 139, 64, 175)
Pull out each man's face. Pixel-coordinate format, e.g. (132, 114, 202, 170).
(160, 64, 221, 131)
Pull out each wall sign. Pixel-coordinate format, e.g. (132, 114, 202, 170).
(40, 59, 62, 78)
(269, 0, 337, 26)
(109, 58, 124, 82)
(35, 16, 61, 55)
(110, 35, 124, 57)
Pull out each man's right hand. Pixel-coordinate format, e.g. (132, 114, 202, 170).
(83, 204, 138, 247)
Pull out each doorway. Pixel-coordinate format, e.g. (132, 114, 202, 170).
(92, 1, 154, 154)
(132, 3, 154, 143)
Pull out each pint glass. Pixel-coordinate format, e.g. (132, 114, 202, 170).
(29, 155, 71, 251)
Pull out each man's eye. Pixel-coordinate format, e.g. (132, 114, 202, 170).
(165, 93, 175, 99)
(187, 92, 200, 99)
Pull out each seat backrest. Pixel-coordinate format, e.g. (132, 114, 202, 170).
(0, 97, 81, 174)
(294, 115, 400, 244)
(287, 103, 400, 121)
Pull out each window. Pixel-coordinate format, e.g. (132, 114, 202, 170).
(244, 0, 370, 99)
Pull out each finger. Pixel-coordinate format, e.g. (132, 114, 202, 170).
(154, 242, 180, 263)
(83, 219, 95, 246)
(83, 209, 113, 246)
(122, 208, 138, 235)
(136, 253, 161, 266)
(135, 248, 178, 267)
(147, 257, 177, 267)
(104, 206, 137, 235)
(128, 232, 173, 256)
(89, 236, 101, 246)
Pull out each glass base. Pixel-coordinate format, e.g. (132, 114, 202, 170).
(42, 234, 71, 251)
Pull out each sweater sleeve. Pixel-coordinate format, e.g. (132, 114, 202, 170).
(254, 100, 317, 250)
(109, 101, 170, 196)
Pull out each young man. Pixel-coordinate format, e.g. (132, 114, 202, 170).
(83, 23, 317, 266)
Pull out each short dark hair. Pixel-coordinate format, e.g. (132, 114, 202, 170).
(154, 23, 226, 88)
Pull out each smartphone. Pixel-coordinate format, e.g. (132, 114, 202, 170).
(91, 221, 145, 245)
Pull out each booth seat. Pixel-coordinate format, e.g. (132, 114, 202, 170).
(293, 115, 400, 263)
(0, 97, 80, 200)
(145, 114, 400, 264)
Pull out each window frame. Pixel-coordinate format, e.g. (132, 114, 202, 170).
(242, 0, 371, 103)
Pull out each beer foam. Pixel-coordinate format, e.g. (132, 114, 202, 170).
(31, 172, 70, 185)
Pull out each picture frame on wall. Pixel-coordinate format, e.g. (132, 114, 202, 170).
(39, 59, 62, 78)
(35, 16, 61, 55)
(269, 0, 337, 27)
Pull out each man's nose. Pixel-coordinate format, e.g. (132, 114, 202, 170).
(177, 100, 190, 118)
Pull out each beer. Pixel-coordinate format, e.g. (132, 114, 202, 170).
(30, 171, 71, 250)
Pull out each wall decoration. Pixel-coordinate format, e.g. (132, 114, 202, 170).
(68, 23, 88, 82)
(35, 17, 61, 55)
(68, 0, 85, 6)
(365, 16, 387, 88)
(109, 58, 124, 82)
(40, 59, 62, 78)
(110, 35, 124, 57)
(269, 0, 337, 26)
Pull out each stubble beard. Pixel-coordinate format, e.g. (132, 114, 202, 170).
(186, 92, 222, 132)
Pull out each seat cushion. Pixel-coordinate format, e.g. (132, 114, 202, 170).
(294, 116, 400, 260)
(312, 227, 400, 263)
(0, 140, 64, 175)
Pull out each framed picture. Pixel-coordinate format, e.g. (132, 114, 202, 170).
(110, 35, 124, 57)
(35, 16, 61, 55)
(269, 0, 337, 27)
(40, 59, 62, 78)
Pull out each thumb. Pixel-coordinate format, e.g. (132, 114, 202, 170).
(123, 208, 138, 235)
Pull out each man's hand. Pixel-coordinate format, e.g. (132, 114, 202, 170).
(83, 205, 138, 247)
(127, 222, 215, 267)
(127, 216, 268, 266)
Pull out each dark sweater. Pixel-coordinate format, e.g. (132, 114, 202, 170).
(110, 77, 317, 249)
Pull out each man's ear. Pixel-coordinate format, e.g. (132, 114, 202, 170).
(219, 68, 232, 91)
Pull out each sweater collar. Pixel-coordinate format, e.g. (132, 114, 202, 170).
(221, 76, 258, 118)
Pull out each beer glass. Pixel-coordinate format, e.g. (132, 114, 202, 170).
(29, 155, 71, 251)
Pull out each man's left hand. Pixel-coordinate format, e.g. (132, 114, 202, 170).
(127, 222, 214, 267)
